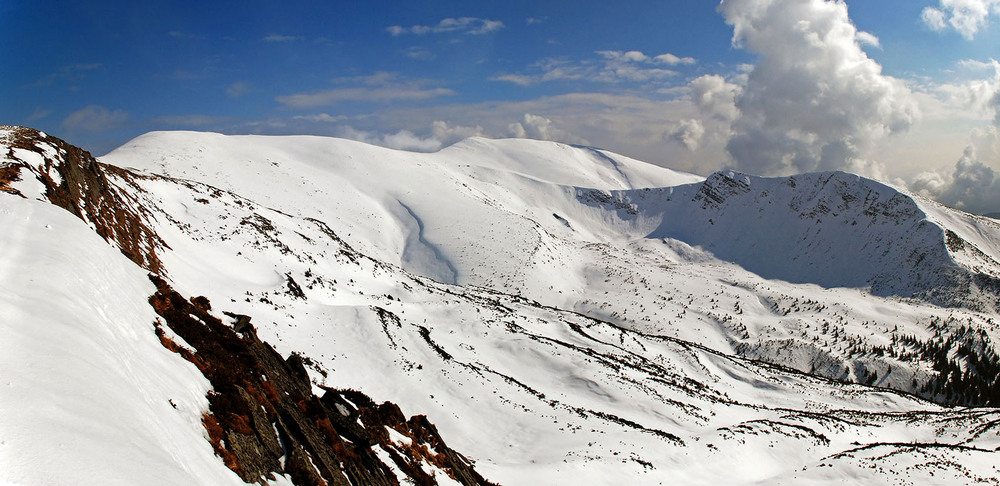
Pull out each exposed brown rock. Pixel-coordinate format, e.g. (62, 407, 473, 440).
(1, 126, 166, 272)
(148, 275, 497, 486)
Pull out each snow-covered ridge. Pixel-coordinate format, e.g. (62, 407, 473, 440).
(581, 170, 1000, 309)
(7, 127, 1000, 485)
(106, 130, 1000, 311)
(98, 130, 1000, 403)
(1, 126, 498, 485)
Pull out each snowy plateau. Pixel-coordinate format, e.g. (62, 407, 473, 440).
(3, 124, 1000, 485)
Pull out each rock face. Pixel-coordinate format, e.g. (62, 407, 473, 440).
(0, 125, 165, 272)
(149, 276, 495, 486)
(1, 126, 495, 485)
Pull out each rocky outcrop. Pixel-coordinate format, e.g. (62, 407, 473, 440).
(149, 275, 496, 486)
(1, 126, 495, 485)
(0, 125, 165, 272)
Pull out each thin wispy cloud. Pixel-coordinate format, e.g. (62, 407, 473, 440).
(493, 50, 695, 86)
(25, 108, 53, 123)
(387, 17, 505, 36)
(30, 63, 102, 88)
(292, 113, 347, 123)
(401, 47, 435, 60)
(61, 105, 128, 133)
(225, 81, 254, 98)
(167, 31, 202, 40)
(262, 34, 304, 42)
(276, 73, 455, 108)
(149, 114, 230, 127)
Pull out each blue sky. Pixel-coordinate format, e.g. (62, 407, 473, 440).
(3, 0, 1000, 212)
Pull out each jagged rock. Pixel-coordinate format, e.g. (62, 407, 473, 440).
(148, 275, 496, 486)
(0, 125, 166, 272)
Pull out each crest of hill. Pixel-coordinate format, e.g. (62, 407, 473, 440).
(106, 131, 702, 190)
(102, 131, 1000, 310)
(593, 170, 1000, 309)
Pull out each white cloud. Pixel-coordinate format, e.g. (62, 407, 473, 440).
(922, 7, 949, 31)
(277, 87, 454, 108)
(921, 0, 1000, 40)
(598, 50, 696, 66)
(275, 73, 455, 108)
(431, 120, 485, 144)
(262, 34, 303, 42)
(668, 74, 743, 153)
(491, 74, 536, 86)
(294, 120, 486, 153)
(31, 63, 102, 88)
(653, 53, 698, 65)
(910, 144, 1000, 214)
(291, 113, 347, 123)
(61, 105, 128, 133)
(689, 74, 742, 121)
(669, 119, 706, 151)
(336, 126, 442, 151)
(225, 81, 253, 98)
(719, 0, 919, 176)
(402, 47, 435, 60)
(932, 59, 1000, 120)
(855, 31, 881, 48)
(150, 115, 229, 127)
(507, 113, 589, 145)
(387, 17, 505, 36)
(907, 67, 1000, 214)
(494, 50, 694, 87)
(25, 108, 52, 123)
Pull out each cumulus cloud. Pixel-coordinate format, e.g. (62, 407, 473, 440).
(922, 0, 1000, 40)
(668, 119, 706, 151)
(934, 59, 1000, 117)
(507, 113, 589, 144)
(719, 0, 919, 176)
(387, 17, 504, 36)
(911, 145, 1000, 214)
(61, 105, 129, 133)
(668, 74, 743, 153)
(430, 120, 485, 144)
(908, 62, 1000, 214)
(689, 74, 742, 121)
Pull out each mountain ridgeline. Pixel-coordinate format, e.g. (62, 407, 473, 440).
(5, 125, 1000, 485)
(1, 125, 495, 486)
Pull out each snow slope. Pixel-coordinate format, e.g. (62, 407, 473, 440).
(5, 126, 1000, 485)
(104, 132, 1000, 395)
(0, 177, 244, 485)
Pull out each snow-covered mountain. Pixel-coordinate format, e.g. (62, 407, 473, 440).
(3, 125, 1000, 485)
